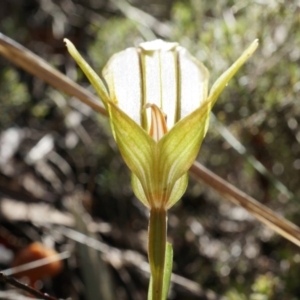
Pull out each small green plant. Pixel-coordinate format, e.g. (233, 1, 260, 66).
(64, 38, 258, 299)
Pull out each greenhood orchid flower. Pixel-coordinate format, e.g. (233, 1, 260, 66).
(64, 38, 258, 300)
(64, 38, 258, 211)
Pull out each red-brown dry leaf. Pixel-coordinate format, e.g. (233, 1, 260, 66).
(12, 242, 63, 285)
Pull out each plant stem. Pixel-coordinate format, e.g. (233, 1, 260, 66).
(148, 208, 167, 300)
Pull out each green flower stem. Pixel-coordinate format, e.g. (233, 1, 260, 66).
(148, 208, 167, 300)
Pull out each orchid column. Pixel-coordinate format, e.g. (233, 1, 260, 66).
(65, 38, 258, 300)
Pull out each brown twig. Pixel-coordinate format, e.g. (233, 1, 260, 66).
(0, 273, 62, 300)
(0, 33, 106, 116)
(190, 162, 300, 247)
(56, 225, 224, 298)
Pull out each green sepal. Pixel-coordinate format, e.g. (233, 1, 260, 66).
(65, 38, 259, 210)
(131, 172, 149, 208)
(157, 100, 211, 208)
(208, 39, 259, 106)
(108, 103, 155, 196)
(166, 173, 188, 209)
(64, 39, 110, 108)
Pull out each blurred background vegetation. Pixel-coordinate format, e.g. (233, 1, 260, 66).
(0, 0, 300, 299)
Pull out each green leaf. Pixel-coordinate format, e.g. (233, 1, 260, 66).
(147, 276, 153, 300)
(162, 243, 173, 300)
(147, 243, 173, 300)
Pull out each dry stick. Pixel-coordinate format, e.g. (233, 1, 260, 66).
(57, 226, 219, 298)
(0, 33, 107, 116)
(1, 252, 70, 277)
(190, 162, 300, 247)
(1, 32, 300, 248)
(0, 273, 61, 300)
